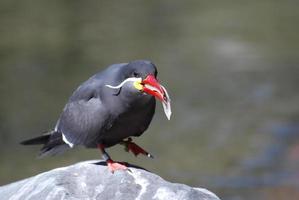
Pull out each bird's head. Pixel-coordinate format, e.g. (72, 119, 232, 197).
(105, 60, 172, 120)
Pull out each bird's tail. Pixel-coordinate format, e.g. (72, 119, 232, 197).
(20, 130, 69, 158)
(20, 133, 51, 145)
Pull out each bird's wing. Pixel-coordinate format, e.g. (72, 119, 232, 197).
(55, 63, 128, 147)
(56, 80, 109, 147)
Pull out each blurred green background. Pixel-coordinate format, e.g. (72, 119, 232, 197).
(1, 1, 299, 199)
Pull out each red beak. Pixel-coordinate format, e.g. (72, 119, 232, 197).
(142, 75, 165, 102)
(142, 74, 172, 120)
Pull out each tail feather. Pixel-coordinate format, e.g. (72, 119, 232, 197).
(38, 144, 70, 158)
(21, 130, 69, 157)
(20, 134, 51, 145)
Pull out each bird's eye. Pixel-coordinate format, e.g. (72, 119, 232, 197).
(132, 72, 139, 77)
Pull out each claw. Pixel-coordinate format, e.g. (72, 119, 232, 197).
(122, 138, 154, 158)
(107, 159, 128, 173)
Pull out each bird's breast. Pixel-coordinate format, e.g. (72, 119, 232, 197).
(99, 99, 156, 147)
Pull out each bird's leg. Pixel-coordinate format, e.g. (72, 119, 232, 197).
(97, 144, 127, 173)
(120, 137, 154, 158)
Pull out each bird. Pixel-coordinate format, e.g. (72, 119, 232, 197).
(21, 60, 171, 172)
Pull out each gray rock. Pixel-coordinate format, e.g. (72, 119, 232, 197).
(0, 160, 220, 200)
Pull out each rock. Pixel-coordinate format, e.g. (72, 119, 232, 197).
(0, 160, 220, 200)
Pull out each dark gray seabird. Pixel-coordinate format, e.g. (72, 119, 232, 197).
(21, 60, 171, 172)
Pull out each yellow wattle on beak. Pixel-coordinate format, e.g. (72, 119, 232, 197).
(133, 79, 144, 91)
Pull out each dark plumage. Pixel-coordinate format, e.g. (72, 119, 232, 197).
(21, 60, 171, 172)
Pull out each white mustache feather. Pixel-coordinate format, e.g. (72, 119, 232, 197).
(105, 77, 142, 89)
(106, 77, 172, 120)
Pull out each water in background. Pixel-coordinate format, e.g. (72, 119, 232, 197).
(1, 1, 299, 199)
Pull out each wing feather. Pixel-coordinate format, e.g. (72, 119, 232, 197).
(57, 98, 108, 146)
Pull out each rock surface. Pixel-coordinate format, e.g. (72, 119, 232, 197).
(0, 160, 220, 200)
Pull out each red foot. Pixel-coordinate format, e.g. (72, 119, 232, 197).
(107, 159, 127, 173)
(125, 138, 153, 158)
